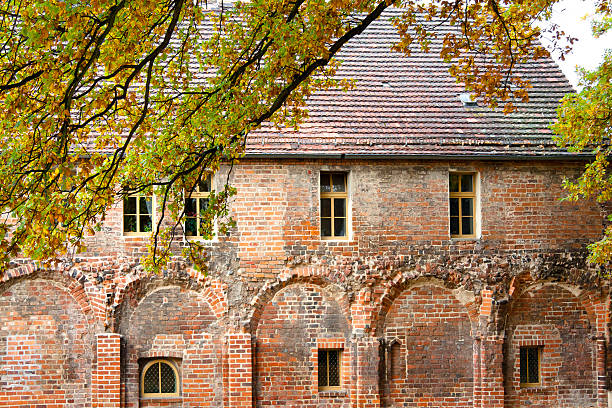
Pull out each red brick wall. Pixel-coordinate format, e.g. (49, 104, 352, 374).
(254, 283, 352, 407)
(381, 284, 474, 407)
(0, 278, 94, 408)
(118, 285, 222, 408)
(504, 284, 597, 407)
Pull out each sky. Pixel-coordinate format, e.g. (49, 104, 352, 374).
(543, 0, 611, 88)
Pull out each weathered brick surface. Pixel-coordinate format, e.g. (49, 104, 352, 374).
(254, 283, 351, 407)
(0, 278, 94, 408)
(504, 284, 597, 408)
(381, 284, 474, 407)
(1, 159, 610, 408)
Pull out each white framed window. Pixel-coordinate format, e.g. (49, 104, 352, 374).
(184, 173, 212, 239)
(123, 194, 154, 235)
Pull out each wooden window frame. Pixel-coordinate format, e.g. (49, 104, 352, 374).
(184, 173, 212, 240)
(317, 349, 342, 391)
(140, 359, 180, 398)
(519, 346, 542, 387)
(449, 172, 476, 238)
(123, 193, 154, 236)
(320, 172, 348, 240)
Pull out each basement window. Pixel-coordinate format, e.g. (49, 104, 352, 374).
(320, 172, 348, 239)
(318, 349, 342, 390)
(520, 346, 541, 386)
(141, 359, 180, 397)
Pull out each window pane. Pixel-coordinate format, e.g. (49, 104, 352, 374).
(334, 198, 345, 217)
(321, 218, 332, 237)
(199, 198, 209, 214)
(185, 217, 197, 236)
(520, 348, 528, 383)
(160, 362, 176, 393)
(140, 197, 152, 216)
(143, 363, 160, 394)
(461, 217, 473, 235)
(318, 351, 328, 387)
(185, 198, 197, 217)
(450, 198, 459, 216)
(332, 173, 345, 192)
(461, 198, 473, 217)
(528, 348, 539, 383)
(140, 215, 152, 232)
(334, 218, 346, 237)
(450, 216, 459, 235)
(198, 174, 211, 192)
(328, 350, 340, 387)
(321, 198, 331, 217)
(124, 215, 137, 232)
(449, 174, 460, 192)
(320, 173, 331, 193)
(124, 196, 137, 214)
(461, 174, 473, 192)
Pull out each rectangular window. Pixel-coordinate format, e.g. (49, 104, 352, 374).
(320, 172, 347, 239)
(124, 194, 153, 235)
(185, 174, 212, 238)
(520, 346, 541, 386)
(449, 173, 475, 238)
(318, 349, 341, 390)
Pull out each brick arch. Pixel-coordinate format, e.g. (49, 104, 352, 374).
(111, 272, 227, 331)
(0, 270, 98, 407)
(248, 266, 352, 335)
(376, 278, 476, 408)
(118, 280, 225, 408)
(373, 276, 478, 337)
(1, 264, 104, 328)
(504, 281, 598, 408)
(509, 279, 599, 332)
(252, 276, 353, 407)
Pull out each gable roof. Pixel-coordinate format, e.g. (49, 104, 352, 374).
(246, 9, 582, 160)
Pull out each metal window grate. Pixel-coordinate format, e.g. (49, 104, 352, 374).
(520, 346, 540, 385)
(143, 362, 160, 393)
(318, 349, 341, 389)
(141, 360, 179, 397)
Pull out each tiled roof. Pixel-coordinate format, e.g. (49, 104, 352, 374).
(245, 9, 583, 159)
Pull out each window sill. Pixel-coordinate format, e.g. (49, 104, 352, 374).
(450, 236, 480, 241)
(318, 389, 347, 398)
(140, 396, 182, 401)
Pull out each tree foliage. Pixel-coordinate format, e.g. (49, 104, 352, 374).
(553, 4, 612, 267)
(0, 0, 588, 272)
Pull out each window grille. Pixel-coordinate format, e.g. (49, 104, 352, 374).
(519, 346, 541, 386)
(141, 360, 179, 397)
(318, 349, 341, 390)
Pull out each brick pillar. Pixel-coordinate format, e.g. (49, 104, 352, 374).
(473, 336, 482, 408)
(93, 333, 121, 408)
(353, 336, 380, 408)
(596, 337, 608, 408)
(226, 331, 252, 407)
(479, 337, 504, 408)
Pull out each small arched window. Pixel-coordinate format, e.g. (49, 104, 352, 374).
(141, 359, 179, 397)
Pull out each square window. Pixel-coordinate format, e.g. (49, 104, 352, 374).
(184, 173, 213, 239)
(124, 194, 154, 235)
(320, 172, 347, 239)
(449, 172, 476, 238)
(519, 346, 541, 386)
(318, 349, 341, 390)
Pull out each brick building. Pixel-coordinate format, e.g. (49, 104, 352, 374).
(1, 10, 610, 408)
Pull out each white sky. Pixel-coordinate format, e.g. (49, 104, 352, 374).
(543, 0, 611, 88)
